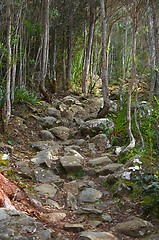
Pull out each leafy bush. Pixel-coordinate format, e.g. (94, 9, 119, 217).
(14, 88, 39, 105)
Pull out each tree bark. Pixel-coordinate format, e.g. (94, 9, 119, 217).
(151, 0, 159, 96)
(2, 1, 12, 132)
(66, 3, 73, 91)
(123, 16, 136, 152)
(146, 0, 156, 101)
(97, 0, 109, 118)
(40, 0, 50, 101)
(82, 0, 95, 96)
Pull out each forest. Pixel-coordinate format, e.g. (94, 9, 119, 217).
(0, 0, 159, 234)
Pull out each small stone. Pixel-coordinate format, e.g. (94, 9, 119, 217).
(37, 116, 57, 128)
(88, 220, 101, 228)
(64, 223, 84, 233)
(79, 188, 102, 203)
(96, 163, 123, 176)
(60, 156, 83, 172)
(77, 231, 119, 240)
(66, 192, 78, 210)
(88, 156, 112, 167)
(39, 130, 54, 140)
(102, 213, 112, 222)
(50, 126, 70, 141)
(43, 212, 66, 222)
(47, 107, 61, 118)
(63, 180, 78, 195)
(34, 183, 57, 198)
(31, 149, 55, 168)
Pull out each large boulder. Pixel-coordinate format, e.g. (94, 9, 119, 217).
(80, 118, 114, 137)
(0, 208, 52, 239)
(113, 217, 154, 238)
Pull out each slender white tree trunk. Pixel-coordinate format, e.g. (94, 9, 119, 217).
(97, 0, 109, 118)
(82, 0, 95, 95)
(123, 17, 136, 152)
(3, 1, 12, 132)
(146, 0, 156, 101)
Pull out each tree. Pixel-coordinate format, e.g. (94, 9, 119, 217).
(97, 0, 110, 117)
(2, 0, 12, 132)
(82, 0, 96, 96)
(40, 0, 50, 101)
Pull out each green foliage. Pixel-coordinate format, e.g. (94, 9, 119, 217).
(71, 49, 83, 92)
(67, 169, 84, 179)
(133, 171, 159, 217)
(0, 85, 6, 109)
(107, 108, 128, 145)
(14, 88, 39, 105)
(24, 20, 42, 36)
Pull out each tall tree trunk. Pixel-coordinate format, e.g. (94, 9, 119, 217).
(2, 1, 12, 132)
(40, 0, 50, 101)
(53, 28, 57, 82)
(146, 0, 156, 101)
(97, 0, 109, 118)
(66, 5, 73, 91)
(123, 17, 136, 152)
(120, 18, 128, 109)
(82, 0, 95, 96)
(151, 0, 159, 96)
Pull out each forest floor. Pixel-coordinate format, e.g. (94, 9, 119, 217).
(0, 97, 158, 240)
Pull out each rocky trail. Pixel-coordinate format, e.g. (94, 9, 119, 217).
(0, 95, 158, 240)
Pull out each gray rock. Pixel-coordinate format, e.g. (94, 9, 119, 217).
(143, 234, 159, 240)
(31, 140, 61, 152)
(109, 100, 118, 113)
(90, 134, 111, 149)
(64, 223, 84, 233)
(77, 231, 119, 240)
(37, 116, 58, 128)
(43, 212, 66, 222)
(63, 96, 81, 106)
(56, 233, 70, 240)
(39, 130, 55, 140)
(34, 167, 62, 184)
(0, 208, 52, 239)
(79, 188, 102, 203)
(96, 163, 123, 176)
(102, 213, 112, 222)
(63, 180, 79, 195)
(88, 220, 101, 228)
(51, 126, 70, 140)
(31, 149, 56, 168)
(60, 155, 83, 172)
(113, 218, 154, 238)
(88, 156, 112, 167)
(75, 139, 85, 146)
(34, 183, 57, 198)
(15, 161, 33, 179)
(78, 207, 103, 215)
(47, 107, 61, 118)
(66, 192, 78, 210)
(46, 199, 62, 209)
(80, 118, 114, 137)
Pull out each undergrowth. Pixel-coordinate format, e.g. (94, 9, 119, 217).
(102, 97, 159, 218)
